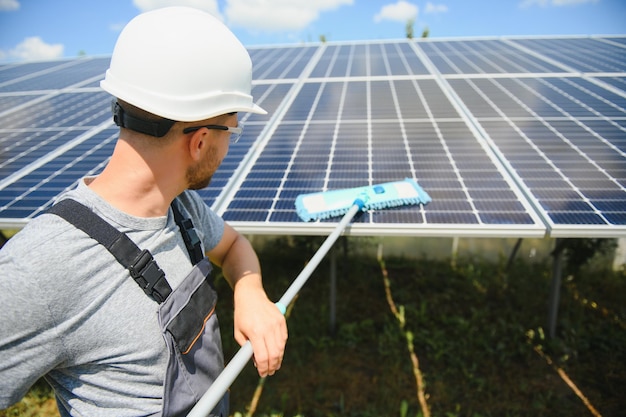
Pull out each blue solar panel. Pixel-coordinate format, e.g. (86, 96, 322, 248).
(510, 37, 626, 73)
(0, 128, 117, 222)
(419, 39, 567, 74)
(0, 57, 110, 92)
(0, 36, 624, 237)
(215, 74, 544, 236)
(448, 72, 626, 236)
(0, 61, 64, 85)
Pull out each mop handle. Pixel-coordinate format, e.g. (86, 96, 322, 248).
(187, 202, 362, 417)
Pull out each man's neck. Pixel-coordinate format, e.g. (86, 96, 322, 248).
(87, 141, 184, 217)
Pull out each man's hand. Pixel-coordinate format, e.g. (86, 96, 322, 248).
(233, 278, 287, 377)
(208, 223, 288, 377)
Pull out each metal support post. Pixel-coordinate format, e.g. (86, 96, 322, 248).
(505, 238, 523, 272)
(548, 238, 565, 339)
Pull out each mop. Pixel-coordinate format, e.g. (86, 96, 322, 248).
(187, 178, 431, 417)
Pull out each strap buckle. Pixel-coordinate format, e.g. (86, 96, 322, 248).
(129, 249, 168, 303)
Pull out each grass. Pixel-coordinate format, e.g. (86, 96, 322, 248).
(2, 236, 625, 417)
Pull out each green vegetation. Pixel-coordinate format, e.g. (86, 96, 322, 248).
(406, 19, 415, 39)
(2, 237, 624, 417)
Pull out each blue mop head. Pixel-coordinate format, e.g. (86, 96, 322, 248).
(295, 178, 431, 222)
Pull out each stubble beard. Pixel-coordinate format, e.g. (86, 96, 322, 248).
(186, 145, 220, 190)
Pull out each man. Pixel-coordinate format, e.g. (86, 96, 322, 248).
(0, 7, 287, 417)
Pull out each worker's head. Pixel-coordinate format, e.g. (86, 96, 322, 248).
(100, 6, 266, 138)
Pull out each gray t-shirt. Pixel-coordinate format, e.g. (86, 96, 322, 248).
(0, 179, 225, 416)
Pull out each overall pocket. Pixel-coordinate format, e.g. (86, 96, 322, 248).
(160, 260, 228, 417)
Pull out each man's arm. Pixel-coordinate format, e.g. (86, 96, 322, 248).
(207, 223, 287, 377)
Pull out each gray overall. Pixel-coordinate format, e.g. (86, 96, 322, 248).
(49, 198, 229, 417)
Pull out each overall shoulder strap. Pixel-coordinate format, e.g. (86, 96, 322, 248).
(170, 199, 204, 265)
(47, 199, 172, 303)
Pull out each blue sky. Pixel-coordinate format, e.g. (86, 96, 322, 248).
(0, 0, 624, 63)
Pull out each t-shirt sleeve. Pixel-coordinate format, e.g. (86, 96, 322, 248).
(0, 236, 66, 408)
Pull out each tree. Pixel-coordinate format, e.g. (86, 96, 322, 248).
(405, 19, 414, 39)
(422, 26, 430, 38)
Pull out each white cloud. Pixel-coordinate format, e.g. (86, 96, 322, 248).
(519, 0, 547, 6)
(374, 1, 418, 23)
(424, 2, 448, 14)
(132, 0, 221, 18)
(225, 0, 353, 32)
(519, 0, 598, 8)
(109, 22, 126, 33)
(552, 0, 599, 5)
(7, 37, 63, 61)
(0, 0, 19, 11)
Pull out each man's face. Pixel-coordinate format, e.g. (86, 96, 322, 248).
(185, 114, 237, 190)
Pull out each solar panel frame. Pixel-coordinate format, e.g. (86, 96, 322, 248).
(0, 36, 625, 238)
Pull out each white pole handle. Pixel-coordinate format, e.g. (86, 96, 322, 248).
(187, 203, 361, 417)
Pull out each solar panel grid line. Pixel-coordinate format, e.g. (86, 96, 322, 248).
(579, 38, 626, 72)
(409, 42, 488, 226)
(463, 76, 621, 231)
(254, 46, 310, 81)
(0, 129, 117, 228)
(380, 44, 419, 183)
(365, 44, 374, 190)
(59, 74, 108, 91)
(595, 36, 626, 50)
(1, 37, 623, 237)
(211, 44, 329, 216)
(263, 82, 332, 222)
(439, 73, 592, 82)
(538, 78, 626, 158)
(1, 91, 111, 130)
(484, 40, 562, 74)
(0, 91, 55, 117)
(320, 47, 353, 192)
(513, 38, 626, 73)
(0, 59, 83, 89)
(249, 47, 290, 80)
(0, 61, 54, 80)
(219, 41, 444, 229)
(457, 41, 509, 74)
(457, 79, 577, 215)
(464, 40, 557, 75)
(307, 73, 442, 85)
(414, 39, 624, 234)
(251, 45, 320, 81)
(410, 41, 548, 234)
(0, 120, 112, 192)
(0, 128, 92, 183)
(585, 72, 626, 98)
(379, 45, 443, 224)
(26, 135, 114, 220)
(512, 78, 626, 219)
(0, 58, 108, 93)
(503, 38, 581, 75)
(513, 77, 626, 162)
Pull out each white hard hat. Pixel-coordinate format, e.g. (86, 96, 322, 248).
(100, 6, 266, 123)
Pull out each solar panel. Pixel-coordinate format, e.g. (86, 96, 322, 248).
(446, 74, 626, 237)
(0, 36, 624, 238)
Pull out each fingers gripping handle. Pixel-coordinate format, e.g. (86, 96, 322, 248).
(186, 302, 285, 417)
(187, 203, 362, 417)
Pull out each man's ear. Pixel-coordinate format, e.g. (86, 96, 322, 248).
(187, 129, 206, 161)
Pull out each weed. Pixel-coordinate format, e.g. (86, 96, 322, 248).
(3, 237, 625, 417)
